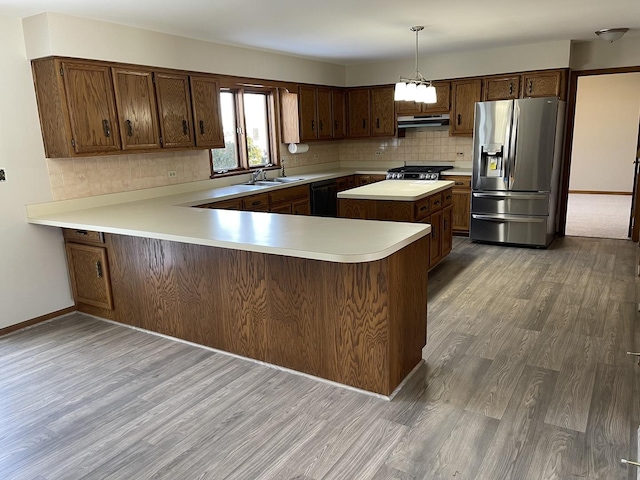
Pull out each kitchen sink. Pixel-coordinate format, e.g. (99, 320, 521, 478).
(271, 177, 304, 183)
(242, 177, 304, 186)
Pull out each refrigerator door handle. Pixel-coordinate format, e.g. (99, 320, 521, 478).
(473, 192, 548, 200)
(472, 214, 546, 223)
(509, 103, 520, 188)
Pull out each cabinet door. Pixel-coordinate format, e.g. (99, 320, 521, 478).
(442, 205, 453, 256)
(483, 75, 520, 101)
(112, 68, 161, 151)
(242, 193, 270, 212)
(65, 242, 114, 310)
(336, 175, 355, 192)
(316, 88, 333, 140)
(270, 203, 293, 214)
(61, 61, 121, 154)
(298, 86, 318, 141)
(452, 188, 471, 234)
(423, 81, 451, 114)
(396, 100, 423, 116)
(332, 90, 346, 139)
(347, 89, 371, 138)
(522, 71, 562, 98)
(154, 72, 195, 148)
(292, 199, 310, 215)
(190, 76, 224, 148)
(371, 86, 396, 137)
(428, 210, 443, 268)
(450, 79, 482, 136)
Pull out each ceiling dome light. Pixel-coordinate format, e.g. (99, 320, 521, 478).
(595, 28, 629, 43)
(394, 26, 437, 104)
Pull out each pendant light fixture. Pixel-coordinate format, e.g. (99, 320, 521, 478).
(394, 26, 437, 104)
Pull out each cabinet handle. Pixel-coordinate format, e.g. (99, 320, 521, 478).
(455, 181, 465, 186)
(420, 205, 427, 211)
(319, 120, 323, 131)
(433, 225, 437, 240)
(528, 80, 533, 95)
(376, 118, 380, 129)
(102, 119, 111, 138)
(199, 120, 205, 135)
(311, 120, 315, 131)
(434, 200, 441, 206)
(182, 120, 189, 135)
(509, 82, 513, 95)
(252, 201, 261, 206)
(444, 219, 448, 229)
(334, 120, 338, 131)
(362, 119, 366, 129)
(125, 119, 133, 137)
(96, 261, 103, 279)
(457, 114, 461, 125)
(75, 230, 88, 236)
(445, 195, 452, 201)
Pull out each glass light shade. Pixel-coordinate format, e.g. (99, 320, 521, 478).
(416, 84, 428, 103)
(405, 82, 417, 101)
(394, 82, 407, 101)
(424, 84, 437, 104)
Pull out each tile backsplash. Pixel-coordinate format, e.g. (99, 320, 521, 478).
(47, 129, 472, 200)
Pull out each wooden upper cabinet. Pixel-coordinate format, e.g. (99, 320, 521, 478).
(371, 86, 395, 137)
(395, 100, 423, 116)
(450, 79, 482, 136)
(154, 72, 194, 148)
(112, 67, 160, 151)
(332, 89, 346, 139)
(347, 88, 371, 138)
(298, 86, 317, 141)
(190, 76, 224, 148)
(316, 88, 333, 140)
(522, 71, 563, 98)
(46, 60, 121, 156)
(483, 75, 520, 101)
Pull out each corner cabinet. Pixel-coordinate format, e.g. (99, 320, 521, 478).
(32, 58, 121, 157)
(450, 79, 482, 136)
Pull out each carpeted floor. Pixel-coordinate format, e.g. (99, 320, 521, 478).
(565, 193, 631, 239)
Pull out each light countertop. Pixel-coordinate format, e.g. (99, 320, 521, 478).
(441, 168, 472, 176)
(337, 180, 455, 201)
(27, 169, 429, 264)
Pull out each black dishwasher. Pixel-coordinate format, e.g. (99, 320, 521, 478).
(310, 179, 338, 217)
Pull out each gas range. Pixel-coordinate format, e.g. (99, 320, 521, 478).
(386, 165, 454, 180)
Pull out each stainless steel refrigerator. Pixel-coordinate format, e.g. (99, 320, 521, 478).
(470, 97, 565, 247)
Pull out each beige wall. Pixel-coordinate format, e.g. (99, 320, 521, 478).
(0, 14, 74, 328)
(22, 13, 346, 86)
(569, 73, 640, 192)
(570, 37, 640, 71)
(346, 40, 572, 86)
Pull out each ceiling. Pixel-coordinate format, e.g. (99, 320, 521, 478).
(0, 0, 638, 64)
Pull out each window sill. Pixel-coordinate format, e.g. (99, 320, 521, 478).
(210, 165, 281, 180)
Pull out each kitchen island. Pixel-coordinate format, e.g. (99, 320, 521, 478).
(338, 179, 455, 269)
(27, 184, 430, 396)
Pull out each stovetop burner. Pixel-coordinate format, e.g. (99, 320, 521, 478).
(386, 164, 453, 180)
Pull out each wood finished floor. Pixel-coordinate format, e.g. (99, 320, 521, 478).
(1, 236, 638, 480)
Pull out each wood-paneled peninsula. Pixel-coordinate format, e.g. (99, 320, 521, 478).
(338, 180, 455, 269)
(27, 175, 430, 396)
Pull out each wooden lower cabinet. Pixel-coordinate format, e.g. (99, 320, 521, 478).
(269, 184, 310, 215)
(338, 187, 453, 270)
(448, 175, 471, 235)
(65, 242, 114, 311)
(355, 174, 386, 186)
(99, 233, 428, 395)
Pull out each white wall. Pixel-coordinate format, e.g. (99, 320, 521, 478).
(345, 40, 572, 86)
(22, 13, 346, 86)
(0, 15, 74, 329)
(569, 73, 640, 192)
(570, 37, 640, 71)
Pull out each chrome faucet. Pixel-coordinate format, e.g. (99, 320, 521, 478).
(249, 169, 264, 184)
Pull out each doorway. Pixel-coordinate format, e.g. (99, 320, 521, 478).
(560, 70, 640, 240)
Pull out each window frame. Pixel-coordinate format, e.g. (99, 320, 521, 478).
(209, 86, 280, 178)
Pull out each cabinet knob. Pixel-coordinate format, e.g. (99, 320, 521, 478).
(125, 119, 133, 137)
(455, 181, 464, 186)
(528, 80, 533, 95)
(199, 120, 205, 135)
(102, 119, 111, 138)
(182, 120, 189, 135)
(509, 82, 513, 95)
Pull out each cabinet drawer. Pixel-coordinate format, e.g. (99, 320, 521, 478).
(242, 193, 270, 211)
(414, 197, 431, 221)
(269, 185, 309, 206)
(449, 176, 471, 189)
(63, 228, 104, 245)
(442, 188, 453, 207)
(429, 193, 443, 211)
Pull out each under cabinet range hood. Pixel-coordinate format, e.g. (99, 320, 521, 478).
(397, 114, 450, 129)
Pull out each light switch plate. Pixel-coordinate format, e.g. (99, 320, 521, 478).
(0, 168, 6, 182)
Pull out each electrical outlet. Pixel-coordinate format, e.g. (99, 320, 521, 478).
(0, 168, 6, 182)
(456, 152, 464, 157)
(168, 171, 177, 178)
(375, 150, 382, 156)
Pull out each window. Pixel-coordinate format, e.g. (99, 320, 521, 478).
(211, 88, 277, 174)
